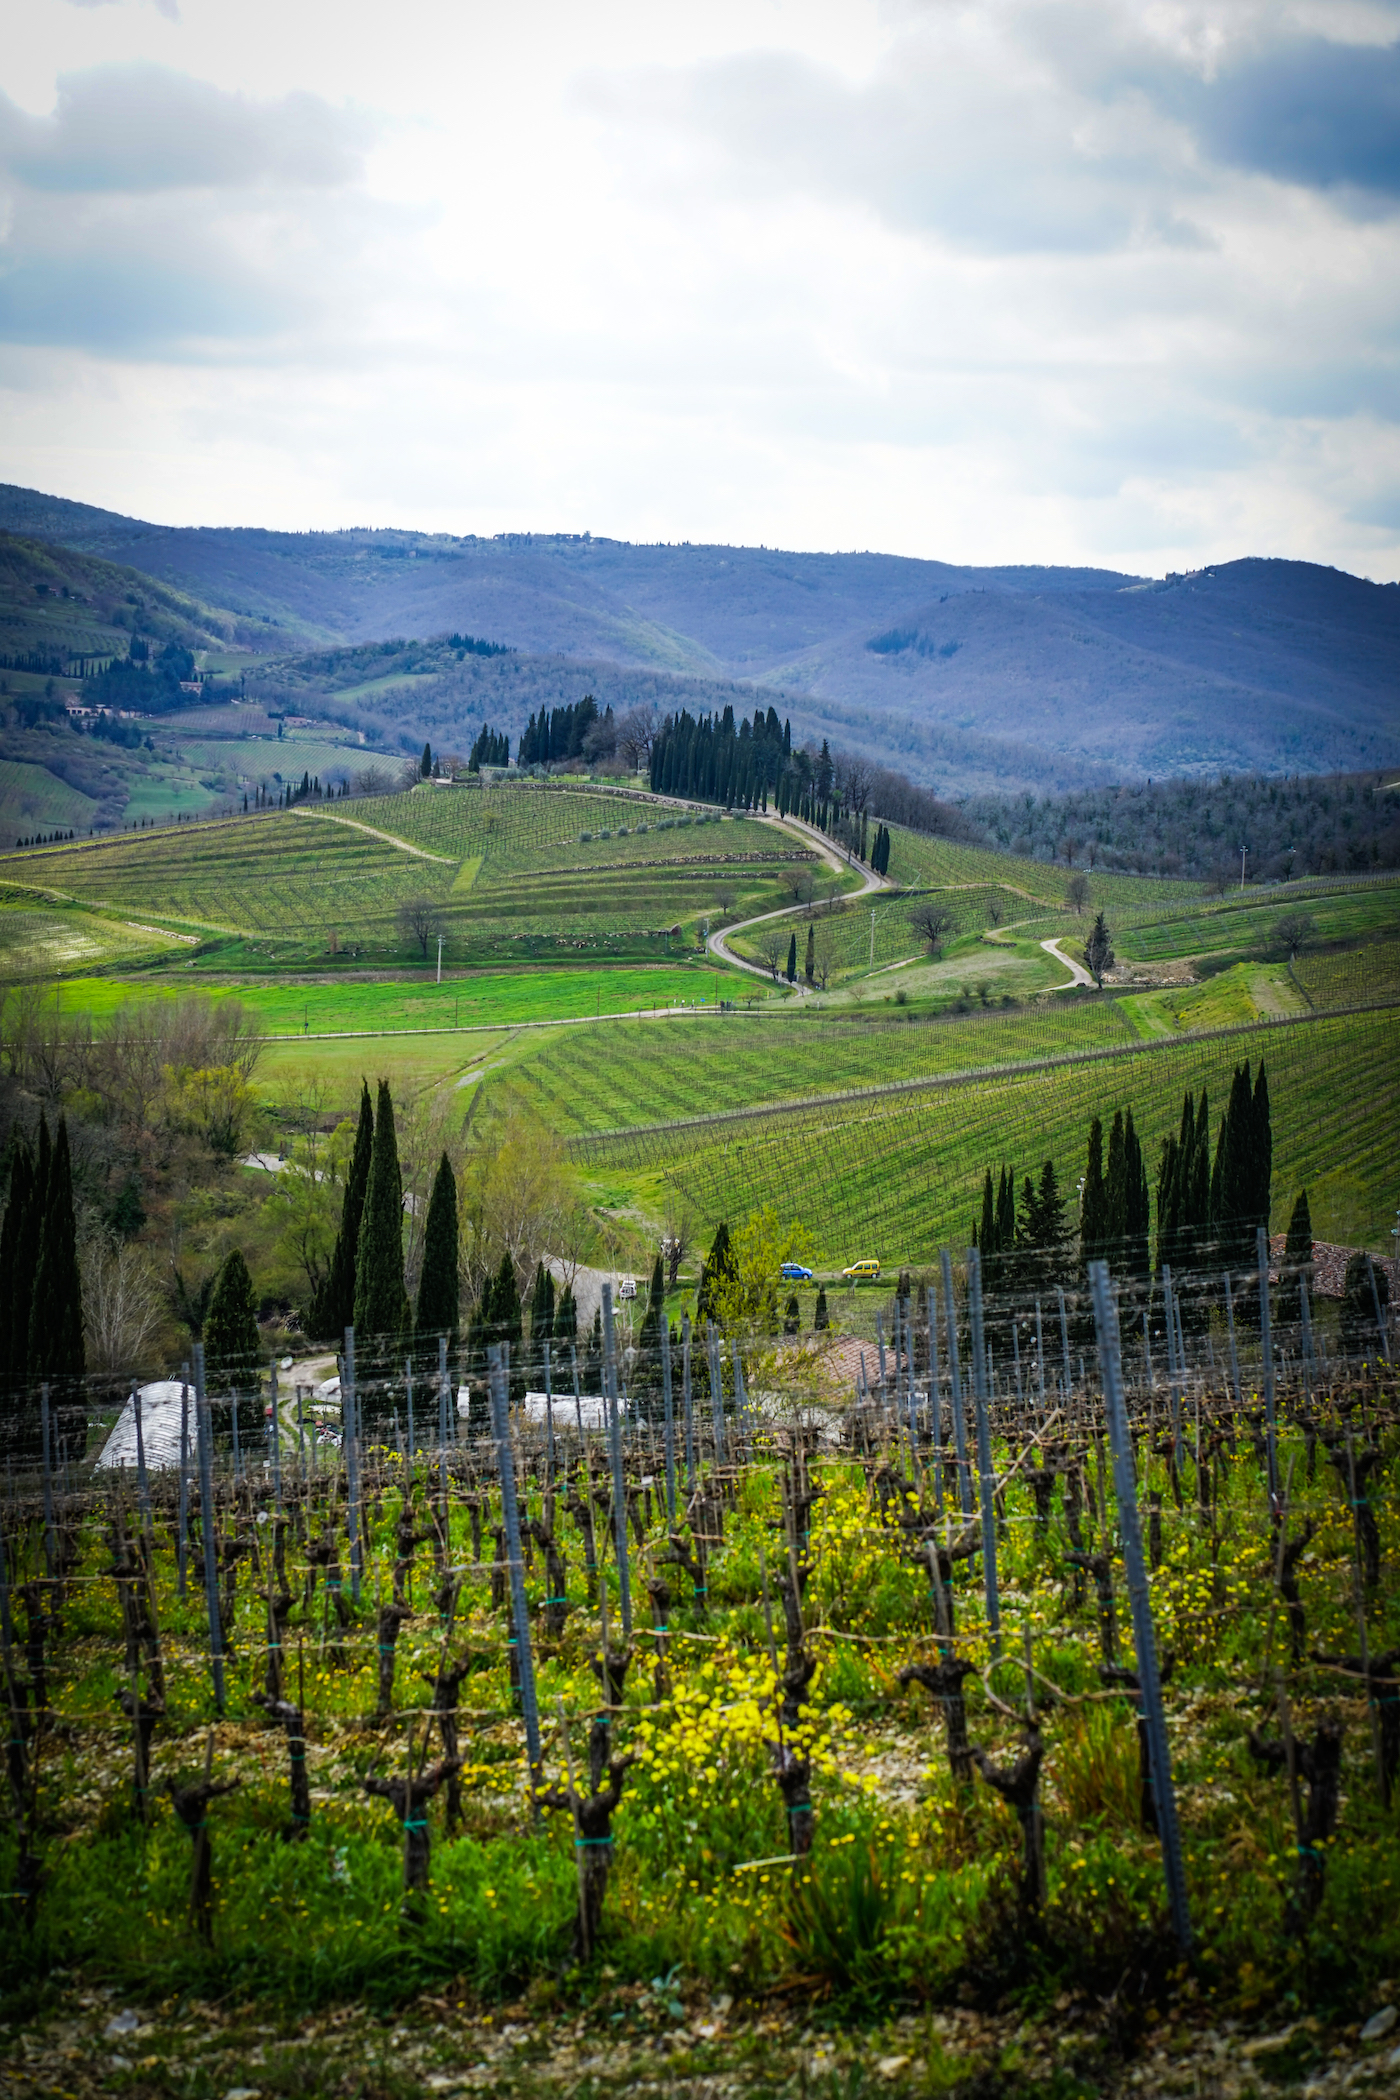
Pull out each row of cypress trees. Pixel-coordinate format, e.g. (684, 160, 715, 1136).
(1154, 1060, 1272, 1282)
(1080, 1108, 1152, 1282)
(308, 1080, 459, 1367)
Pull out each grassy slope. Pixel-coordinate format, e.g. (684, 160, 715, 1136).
(574, 1006, 1397, 1264)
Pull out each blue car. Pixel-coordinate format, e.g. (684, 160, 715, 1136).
(781, 1262, 814, 1281)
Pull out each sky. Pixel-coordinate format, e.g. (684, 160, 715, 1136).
(1, 0, 1399, 578)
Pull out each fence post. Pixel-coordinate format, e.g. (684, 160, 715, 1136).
(437, 1333, 449, 1477)
(1256, 1228, 1279, 1507)
(1089, 1261, 1192, 1956)
(602, 1284, 633, 1639)
(1161, 1265, 1184, 1467)
(941, 1251, 973, 1516)
(1057, 1285, 1071, 1393)
(132, 1385, 152, 1542)
(966, 1249, 1000, 1653)
(660, 1317, 677, 1526)
(1364, 1252, 1389, 1361)
(177, 1366, 191, 1601)
(489, 1345, 542, 1787)
(39, 1384, 56, 1580)
(681, 1313, 696, 1490)
(193, 1343, 225, 1713)
(343, 1326, 362, 1604)
(706, 1319, 727, 1466)
(270, 1359, 282, 1506)
(1223, 1272, 1241, 1408)
(926, 1284, 944, 1511)
(543, 1341, 556, 1480)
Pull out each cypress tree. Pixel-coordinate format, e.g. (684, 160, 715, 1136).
(805, 924, 815, 984)
(1104, 1110, 1126, 1269)
(1251, 1061, 1272, 1238)
(1282, 1189, 1313, 1329)
(420, 740, 432, 777)
(1124, 1110, 1150, 1282)
(976, 1171, 995, 1260)
(353, 1079, 410, 1351)
(415, 1152, 459, 1343)
(554, 1282, 577, 1345)
(312, 1081, 373, 1339)
(786, 932, 797, 982)
(28, 1117, 84, 1382)
(203, 1249, 260, 1392)
(813, 1286, 829, 1332)
(1080, 1117, 1107, 1274)
(491, 1252, 523, 1396)
(0, 1132, 35, 1389)
(696, 1222, 735, 1325)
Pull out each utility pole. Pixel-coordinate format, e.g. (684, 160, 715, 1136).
(1240, 843, 1247, 891)
(870, 909, 875, 969)
(436, 932, 444, 984)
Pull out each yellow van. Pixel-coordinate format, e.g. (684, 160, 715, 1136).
(842, 1259, 881, 1282)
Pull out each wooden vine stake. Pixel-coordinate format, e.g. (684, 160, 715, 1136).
(1088, 1259, 1193, 1956)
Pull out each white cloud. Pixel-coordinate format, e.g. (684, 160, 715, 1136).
(0, 0, 1396, 580)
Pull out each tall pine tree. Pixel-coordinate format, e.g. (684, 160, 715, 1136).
(1079, 1117, 1107, 1274)
(311, 1081, 373, 1340)
(353, 1079, 410, 1358)
(203, 1248, 260, 1391)
(28, 1117, 84, 1383)
(415, 1152, 459, 1347)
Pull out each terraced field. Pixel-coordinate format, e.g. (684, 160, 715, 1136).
(480, 994, 1139, 1139)
(0, 897, 184, 976)
(882, 825, 1206, 910)
(1115, 876, 1400, 961)
(0, 759, 100, 838)
(577, 1006, 1397, 1268)
(1291, 936, 1400, 1011)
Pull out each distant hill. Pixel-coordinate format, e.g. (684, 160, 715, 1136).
(2, 483, 1396, 789)
(0, 531, 264, 671)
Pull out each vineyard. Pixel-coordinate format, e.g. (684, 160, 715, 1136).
(488, 997, 1141, 1143)
(574, 1007, 1400, 1267)
(1, 1284, 1397, 2097)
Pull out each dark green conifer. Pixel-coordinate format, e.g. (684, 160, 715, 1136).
(1104, 1110, 1127, 1268)
(0, 1132, 36, 1388)
(203, 1248, 260, 1392)
(415, 1152, 459, 1343)
(813, 1286, 829, 1332)
(353, 1079, 410, 1347)
(28, 1117, 84, 1382)
(490, 1251, 523, 1395)
(554, 1282, 577, 1345)
(1080, 1117, 1107, 1273)
(804, 925, 815, 984)
(786, 932, 797, 982)
(312, 1081, 373, 1340)
(696, 1222, 736, 1325)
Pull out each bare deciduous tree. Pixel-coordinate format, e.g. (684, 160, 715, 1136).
(83, 1236, 166, 1374)
(758, 925, 788, 979)
(910, 901, 956, 955)
(1066, 872, 1091, 914)
(784, 864, 816, 905)
(614, 706, 657, 772)
(397, 896, 444, 960)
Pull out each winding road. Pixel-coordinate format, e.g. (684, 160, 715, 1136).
(1040, 936, 1095, 989)
(706, 812, 892, 990)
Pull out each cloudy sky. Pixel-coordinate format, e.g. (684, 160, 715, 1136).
(1, 0, 1398, 577)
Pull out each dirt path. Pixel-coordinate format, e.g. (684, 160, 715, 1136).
(291, 806, 455, 864)
(1040, 935, 1095, 989)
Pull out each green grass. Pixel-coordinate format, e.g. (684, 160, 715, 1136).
(50, 960, 753, 1037)
(1119, 961, 1306, 1035)
(577, 1005, 1398, 1266)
